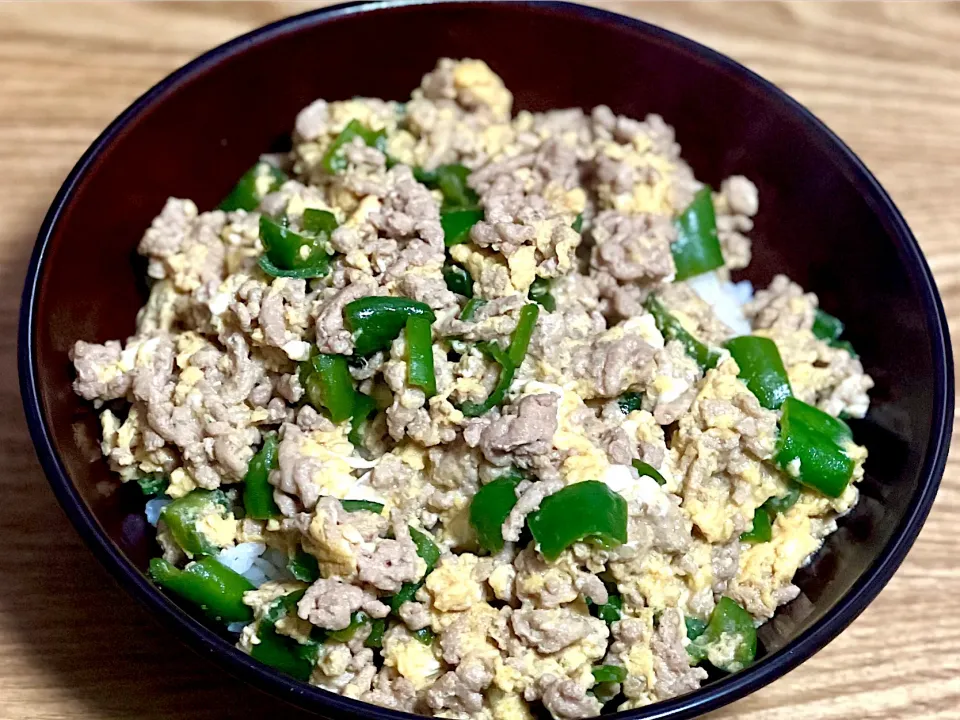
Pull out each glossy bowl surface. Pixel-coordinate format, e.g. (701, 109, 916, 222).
(19, 2, 953, 718)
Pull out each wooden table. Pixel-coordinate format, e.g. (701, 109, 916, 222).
(1, 2, 958, 718)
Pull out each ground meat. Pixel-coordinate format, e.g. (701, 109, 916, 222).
(257, 277, 311, 356)
(647, 340, 702, 425)
(297, 578, 366, 631)
(745, 274, 817, 332)
(511, 608, 599, 654)
(357, 526, 423, 593)
(501, 477, 563, 543)
(425, 660, 494, 714)
(711, 540, 741, 594)
(715, 175, 760, 270)
(656, 282, 737, 345)
(539, 676, 602, 720)
(138, 198, 228, 291)
(650, 608, 709, 700)
(312, 277, 379, 355)
(361, 669, 418, 713)
(70, 340, 132, 402)
(589, 210, 676, 283)
(398, 601, 431, 631)
(478, 393, 559, 466)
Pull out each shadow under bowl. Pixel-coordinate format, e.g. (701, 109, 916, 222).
(18, 2, 953, 718)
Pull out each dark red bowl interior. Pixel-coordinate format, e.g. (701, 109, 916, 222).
(19, 2, 953, 719)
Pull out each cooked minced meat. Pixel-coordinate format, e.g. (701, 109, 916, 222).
(72, 58, 873, 718)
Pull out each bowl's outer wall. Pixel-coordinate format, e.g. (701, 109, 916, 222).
(25, 2, 950, 719)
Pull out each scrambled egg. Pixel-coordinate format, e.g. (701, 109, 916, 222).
(384, 628, 444, 691)
(426, 554, 486, 612)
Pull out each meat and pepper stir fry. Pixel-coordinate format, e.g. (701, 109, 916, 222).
(71, 59, 874, 717)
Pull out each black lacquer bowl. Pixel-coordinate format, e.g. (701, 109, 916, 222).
(18, 2, 953, 718)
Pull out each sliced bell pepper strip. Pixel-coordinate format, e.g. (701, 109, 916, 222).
(243, 433, 280, 520)
(591, 665, 627, 684)
(632, 460, 666, 486)
(508, 304, 539, 368)
(406, 315, 437, 397)
(775, 397, 855, 498)
(287, 550, 320, 583)
(365, 618, 387, 649)
(687, 596, 757, 672)
(387, 527, 441, 613)
(137, 474, 168, 497)
(441, 208, 484, 246)
(301, 353, 357, 424)
(469, 474, 522, 553)
(460, 298, 486, 322)
(327, 611, 370, 643)
(812, 309, 844, 341)
(219, 162, 287, 212)
(443, 261, 474, 297)
(302, 208, 338, 236)
(459, 341, 516, 418)
(724, 336, 793, 410)
(528, 277, 556, 312)
(259, 215, 332, 277)
(254, 590, 320, 681)
(413, 627, 436, 645)
(685, 616, 708, 641)
(528, 481, 628, 561)
(321, 119, 387, 174)
(617, 392, 644, 414)
(644, 295, 721, 371)
(341, 499, 385, 514)
(149, 556, 254, 623)
(348, 392, 377, 448)
(671, 186, 724, 281)
(740, 507, 772, 543)
(345, 297, 436, 356)
(589, 590, 622, 624)
(761, 481, 801, 516)
(160, 489, 230, 558)
(435, 164, 479, 210)
(572, 213, 584, 233)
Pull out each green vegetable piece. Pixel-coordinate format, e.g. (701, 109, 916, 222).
(349, 392, 377, 448)
(253, 591, 320, 681)
(740, 507, 772, 543)
(528, 277, 556, 312)
(328, 611, 370, 643)
(460, 298, 486, 322)
(219, 162, 287, 212)
(508, 304, 539, 368)
(590, 593, 622, 624)
(685, 616, 708, 641)
(302, 353, 357, 424)
(435, 164, 479, 210)
(812, 309, 845, 342)
(591, 665, 627, 684)
(469, 475, 522, 553)
(617, 392, 644, 414)
(302, 208, 338, 235)
(671, 187, 724, 281)
(775, 398, 855, 498)
(259, 215, 331, 276)
(243, 433, 280, 520)
(443, 262, 474, 298)
(572, 213, 584, 233)
(762, 481, 801, 516)
(688, 597, 757, 672)
(459, 341, 516, 418)
(345, 297, 436, 356)
(149, 556, 254, 624)
(410, 527, 440, 572)
(287, 550, 320, 583)
(406, 315, 437, 397)
(137, 474, 168, 497)
(441, 208, 484, 246)
(321, 119, 387, 174)
(160, 489, 230, 558)
(528, 481, 628, 561)
(341, 499, 385, 514)
(365, 618, 387, 649)
(724, 335, 793, 410)
(413, 627, 436, 645)
(644, 295, 721, 371)
(632, 460, 666, 486)
(388, 583, 420, 614)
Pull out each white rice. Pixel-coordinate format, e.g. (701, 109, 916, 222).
(686, 271, 753, 336)
(216, 542, 266, 575)
(144, 497, 172, 526)
(213, 542, 291, 590)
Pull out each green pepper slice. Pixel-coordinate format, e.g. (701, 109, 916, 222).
(775, 398, 855, 498)
(441, 208, 484, 247)
(724, 336, 793, 410)
(443, 261, 474, 297)
(406, 315, 437, 397)
(301, 353, 357, 424)
(528, 481, 628, 561)
(589, 591, 622, 624)
(460, 298, 486, 322)
(740, 507, 772, 543)
(528, 277, 556, 312)
(671, 187, 724, 281)
(219, 162, 288, 212)
(160, 489, 230, 558)
(413, 627, 436, 645)
(508, 304, 539, 368)
(632, 460, 666, 486)
(149, 556, 254, 624)
(644, 295, 721, 371)
(688, 596, 757, 672)
(762, 481, 801, 516)
(459, 341, 516, 418)
(327, 611, 370, 643)
(321, 119, 387, 174)
(617, 392, 644, 414)
(138, 474, 168, 497)
(812, 309, 844, 342)
(253, 590, 320, 681)
(685, 616, 708, 641)
(469, 475, 522, 553)
(287, 550, 320, 583)
(344, 297, 437, 356)
(365, 618, 387, 648)
(348, 392, 377, 448)
(591, 665, 627, 684)
(243, 433, 280, 520)
(258, 215, 332, 277)
(387, 527, 441, 614)
(416, 163, 480, 210)
(572, 213, 584, 233)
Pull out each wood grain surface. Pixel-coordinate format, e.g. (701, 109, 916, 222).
(1, 2, 959, 718)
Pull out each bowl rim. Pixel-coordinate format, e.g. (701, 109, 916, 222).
(18, 1, 954, 718)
